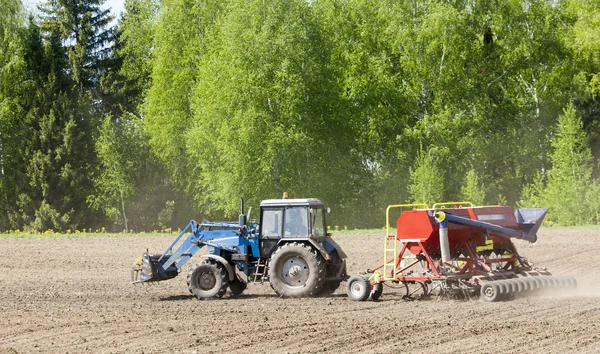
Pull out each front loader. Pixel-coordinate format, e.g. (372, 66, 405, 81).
(132, 196, 347, 299)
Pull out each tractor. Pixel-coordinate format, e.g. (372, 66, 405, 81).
(132, 195, 347, 299)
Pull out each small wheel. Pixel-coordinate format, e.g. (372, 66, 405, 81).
(371, 283, 383, 301)
(229, 277, 247, 296)
(347, 275, 371, 301)
(187, 260, 229, 300)
(480, 282, 502, 302)
(269, 242, 325, 297)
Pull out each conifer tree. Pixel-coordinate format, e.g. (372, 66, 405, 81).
(460, 170, 486, 206)
(544, 105, 597, 225)
(408, 148, 444, 206)
(9, 0, 116, 230)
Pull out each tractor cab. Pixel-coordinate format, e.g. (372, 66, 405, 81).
(258, 198, 327, 257)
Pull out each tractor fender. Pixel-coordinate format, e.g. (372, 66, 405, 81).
(200, 255, 235, 281)
(277, 238, 331, 261)
(325, 236, 347, 259)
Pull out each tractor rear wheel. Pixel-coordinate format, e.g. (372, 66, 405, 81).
(269, 242, 326, 297)
(187, 260, 228, 300)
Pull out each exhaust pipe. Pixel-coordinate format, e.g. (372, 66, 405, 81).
(239, 196, 247, 226)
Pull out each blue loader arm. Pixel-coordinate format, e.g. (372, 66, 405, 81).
(133, 220, 206, 283)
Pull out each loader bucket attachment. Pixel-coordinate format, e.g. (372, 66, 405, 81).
(515, 208, 548, 239)
(132, 253, 179, 283)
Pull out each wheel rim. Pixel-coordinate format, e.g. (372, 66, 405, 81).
(483, 284, 495, 298)
(281, 256, 309, 287)
(197, 271, 216, 291)
(350, 280, 365, 297)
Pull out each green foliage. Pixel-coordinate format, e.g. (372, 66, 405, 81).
(408, 148, 444, 206)
(518, 172, 545, 208)
(187, 0, 356, 214)
(157, 200, 175, 229)
(144, 0, 219, 184)
(520, 105, 599, 226)
(106, 0, 160, 114)
(0, 0, 117, 231)
(6, 0, 600, 231)
(545, 105, 597, 225)
(88, 114, 176, 231)
(88, 115, 135, 230)
(39, 0, 114, 94)
(460, 170, 486, 206)
(566, 0, 600, 161)
(0, 0, 26, 228)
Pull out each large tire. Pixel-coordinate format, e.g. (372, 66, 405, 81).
(347, 275, 371, 301)
(229, 277, 247, 296)
(269, 242, 326, 297)
(187, 260, 228, 300)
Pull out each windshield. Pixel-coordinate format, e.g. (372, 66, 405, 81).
(283, 207, 309, 237)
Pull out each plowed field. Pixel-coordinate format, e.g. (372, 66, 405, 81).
(1, 229, 600, 353)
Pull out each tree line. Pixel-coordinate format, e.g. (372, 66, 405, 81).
(1, 0, 599, 232)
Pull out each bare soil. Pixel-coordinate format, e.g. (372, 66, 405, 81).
(1, 229, 600, 353)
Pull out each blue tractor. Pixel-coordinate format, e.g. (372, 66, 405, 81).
(132, 196, 347, 298)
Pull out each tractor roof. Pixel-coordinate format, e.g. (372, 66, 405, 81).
(260, 198, 324, 208)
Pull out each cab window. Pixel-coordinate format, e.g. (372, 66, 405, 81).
(262, 208, 283, 238)
(310, 207, 325, 239)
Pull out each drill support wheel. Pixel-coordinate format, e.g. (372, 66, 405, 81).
(347, 275, 371, 301)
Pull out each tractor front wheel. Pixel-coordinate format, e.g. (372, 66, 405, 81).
(269, 242, 326, 297)
(187, 260, 228, 300)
